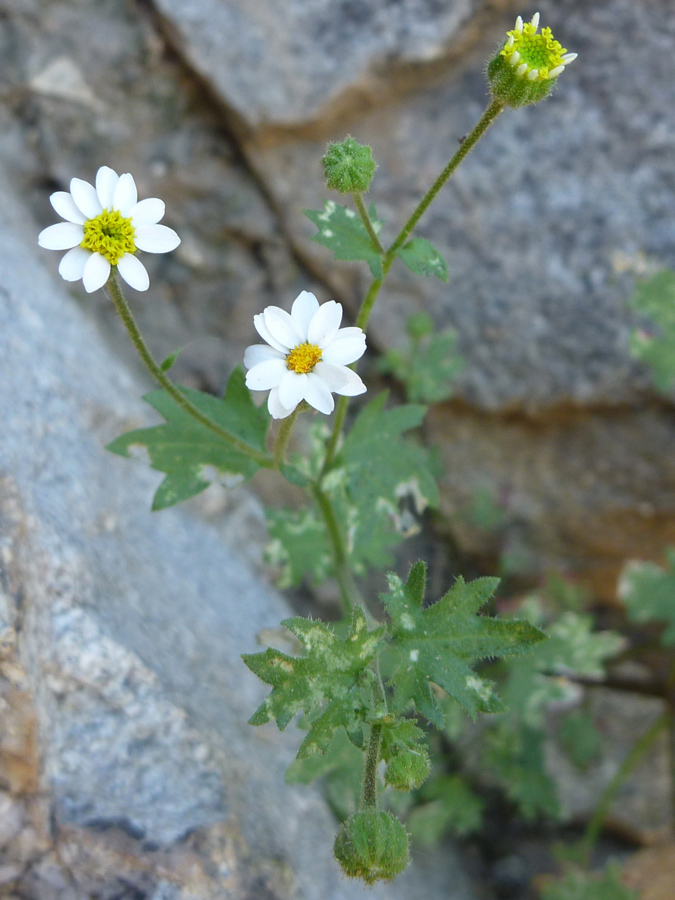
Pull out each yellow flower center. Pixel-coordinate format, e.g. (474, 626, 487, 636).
(286, 342, 322, 374)
(501, 23, 567, 81)
(81, 208, 136, 265)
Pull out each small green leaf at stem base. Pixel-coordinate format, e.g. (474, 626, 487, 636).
(106, 366, 271, 510)
(396, 238, 449, 282)
(159, 348, 181, 372)
(304, 200, 384, 279)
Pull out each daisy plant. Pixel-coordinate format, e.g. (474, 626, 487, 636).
(40, 12, 578, 884)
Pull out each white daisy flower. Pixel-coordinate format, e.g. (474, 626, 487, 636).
(38, 165, 180, 293)
(244, 291, 367, 419)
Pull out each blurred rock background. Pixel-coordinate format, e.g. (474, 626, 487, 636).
(1, 0, 675, 896)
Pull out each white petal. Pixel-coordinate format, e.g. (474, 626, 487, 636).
(82, 252, 111, 293)
(334, 368, 366, 397)
(548, 66, 564, 79)
(305, 373, 334, 415)
(278, 371, 307, 410)
(117, 253, 150, 292)
(58, 246, 91, 281)
(70, 177, 102, 219)
(246, 358, 288, 391)
(38, 222, 84, 250)
(254, 313, 289, 354)
(561, 53, 577, 64)
(506, 35, 514, 49)
(530, 11, 540, 30)
(95, 166, 119, 209)
(528, 69, 539, 81)
(290, 291, 320, 340)
(308, 300, 343, 347)
(244, 344, 285, 369)
(134, 224, 180, 254)
(517, 63, 528, 77)
(129, 198, 165, 227)
(112, 173, 138, 216)
(515, 15, 523, 32)
(321, 331, 366, 366)
(268, 386, 293, 419)
(264, 306, 304, 349)
(509, 51, 521, 66)
(50, 191, 86, 224)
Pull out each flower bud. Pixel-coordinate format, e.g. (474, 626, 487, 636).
(322, 136, 377, 194)
(487, 12, 577, 109)
(334, 810, 409, 884)
(384, 747, 431, 791)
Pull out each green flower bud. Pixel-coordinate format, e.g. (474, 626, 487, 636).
(384, 747, 431, 792)
(322, 136, 377, 194)
(334, 810, 409, 884)
(487, 12, 577, 109)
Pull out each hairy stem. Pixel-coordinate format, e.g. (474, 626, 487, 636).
(361, 722, 383, 810)
(312, 484, 363, 615)
(582, 712, 669, 861)
(321, 99, 505, 474)
(106, 272, 272, 467)
(352, 192, 386, 256)
(273, 403, 303, 469)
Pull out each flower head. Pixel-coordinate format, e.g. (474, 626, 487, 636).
(487, 12, 577, 108)
(322, 136, 377, 194)
(244, 291, 367, 419)
(38, 166, 180, 293)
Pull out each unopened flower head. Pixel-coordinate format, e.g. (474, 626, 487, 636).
(322, 136, 377, 195)
(244, 291, 367, 419)
(38, 166, 180, 293)
(487, 12, 577, 108)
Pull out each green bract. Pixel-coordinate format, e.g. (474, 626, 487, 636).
(322, 136, 377, 194)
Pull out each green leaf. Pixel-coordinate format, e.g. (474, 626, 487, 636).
(558, 709, 602, 770)
(484, 722, 561, 820)
(304, 200, 384, 279)
(379, 325, 464, 404)
(628, 269, 675, 392)
(620, 550, 675, 645)
(107, 367, 270, 510)
(540, 865, 638, 900)
(285, 729, 362, 820)
(408, 775, 483, 845)
(265, 506, 332, 588)
(396, 238, 449, 282)
(160, 348, 181, 372)
(381, 562, 546, 725)
(242, 608, 385, 759)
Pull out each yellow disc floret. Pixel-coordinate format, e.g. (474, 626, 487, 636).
(81, 209, 136, 265)
(500, 14, 568, 82)
(286, 342, 322, 374)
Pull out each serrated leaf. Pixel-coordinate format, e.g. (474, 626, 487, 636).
(541, 865, 638, 900)
(304, 200, 384, 279)
(629, 269, 675, 392)
(620, 550, 675, 645)
(107, 367, 271, 510)
(242, 608, 385, 758)
(381, 563, 545, 724)
(379, 320, 464, 404)
(484, 722, 561, 820)
(265, 506, 332, 588)
(396, 238, 449, 282)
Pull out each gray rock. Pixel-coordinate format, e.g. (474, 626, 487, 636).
(0, 164, 476, 897)
(152, 0, 478, 128)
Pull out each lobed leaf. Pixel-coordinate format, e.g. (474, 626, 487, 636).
(107, 366, 270, 510)
(304, 200, 384, 279)
(381, 562, 545, 725)
(243, 608, 385, 758)
(396, 238, 449, 282)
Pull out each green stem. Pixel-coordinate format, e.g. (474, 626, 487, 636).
(321, 99, 505, 475)
(273, 403, 303, 469)
(388, 98, 505, 257)
(106, 272, 272, 467)
(582, 712, 669, 862)
(352, 192, 386, 256)
(361, 722, 383, 810)
(311, 484, 363, 616)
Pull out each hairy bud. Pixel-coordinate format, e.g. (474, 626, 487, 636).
(334, 810, 409, 884)
(322, 136, 377, 194)
(384, 746, 431, 791)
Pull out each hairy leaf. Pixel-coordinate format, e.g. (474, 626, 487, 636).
(629, 269, 675, 392)
(381, 563, 545, 725)
(265, 507, 332, 588)
(243, 608, 385, 758)
(107, 366, 270, 510)
(620, 550, 675, 645)
(396, 238, 449, 282)
(304, 200, 384, 279)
